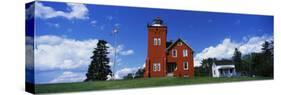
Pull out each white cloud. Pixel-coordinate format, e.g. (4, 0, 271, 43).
(50, 71, 86, 83)
(35, 2, 89, 20)
(90, 20, 98, 27)
(34, 35, 134, 71)
(142, 63, 146, 68)
(33, 34, 136, 83)
(108, 62, 114, 67)
(194, 35, 273, 67)
(26, 36, 34, 69)
(107, 44, 134, 71)
(114, 67, 139, 79)
(120, 50, 134, 56)
(108, 44, 134, 56)
(108, 58, 122, 67)
(47, 23, 60, 28)
(34, 35, 99, 71)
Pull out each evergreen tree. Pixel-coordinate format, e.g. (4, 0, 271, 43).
(232, 48, 247, 75)
(268, 41, 273, 61)
(85, 40, 112, 82)
(134, 68, 145, 78)
(233, 48, 242, 63)
(253, 41, 274, 77)
(123, 73, 134, 79)
(201, 58, 215, 76)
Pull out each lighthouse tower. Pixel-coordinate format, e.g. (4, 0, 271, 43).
(144, 17, 167, 77)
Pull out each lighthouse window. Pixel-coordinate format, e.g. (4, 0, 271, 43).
(157, 38, 161, 45)
(153, 63, 161, 72)
(153, 38, 161, 46)
(154, 38, 157, 46)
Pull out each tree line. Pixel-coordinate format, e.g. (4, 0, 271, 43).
(195, 41, 273, 78)
(123, 68, 145, 80)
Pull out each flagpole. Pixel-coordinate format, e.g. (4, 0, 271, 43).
(112, 28, 118, 80)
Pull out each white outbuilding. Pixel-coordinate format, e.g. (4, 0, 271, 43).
(212, 61, 236, 77)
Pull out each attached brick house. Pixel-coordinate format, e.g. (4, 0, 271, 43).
(144, 17, 194, 78)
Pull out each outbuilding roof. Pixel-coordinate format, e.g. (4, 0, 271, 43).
(213, 60, 235, 65)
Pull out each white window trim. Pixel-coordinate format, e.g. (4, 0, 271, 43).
(153, 38, 161, 46)
(184, 61, 188, 70)
(153, 63, 161, 72)
(157, 63, 161, 71)
(158, 38, 161, 46)
(153, 38, 157, 46)
(172, 49, 177, 57)
(183, 49, 188, 57)
(153, 63, 157, 72)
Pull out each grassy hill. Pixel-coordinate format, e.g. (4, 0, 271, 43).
(35, 76, 272, 94)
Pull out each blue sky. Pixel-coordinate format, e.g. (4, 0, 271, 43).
(26, 1, 273, 84)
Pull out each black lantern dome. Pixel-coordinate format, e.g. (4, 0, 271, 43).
(151, 17, 164, 26)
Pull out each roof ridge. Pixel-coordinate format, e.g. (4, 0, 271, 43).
(166, 38, 194, 52)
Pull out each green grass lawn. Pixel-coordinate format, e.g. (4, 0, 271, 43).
(35, 76, 272, 94)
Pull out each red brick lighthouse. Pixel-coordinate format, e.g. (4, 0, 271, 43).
(144, 17, 194, 78)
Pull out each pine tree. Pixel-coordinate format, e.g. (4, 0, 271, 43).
(123, 73, 134, 80)
(85, 40, 112, 82)
(201, 58, 215, 76)
(256, 41, 274, 77)
(233, 48, 242, 63)
(134, 68, 145, 78)
(232, 48, 246, 75)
